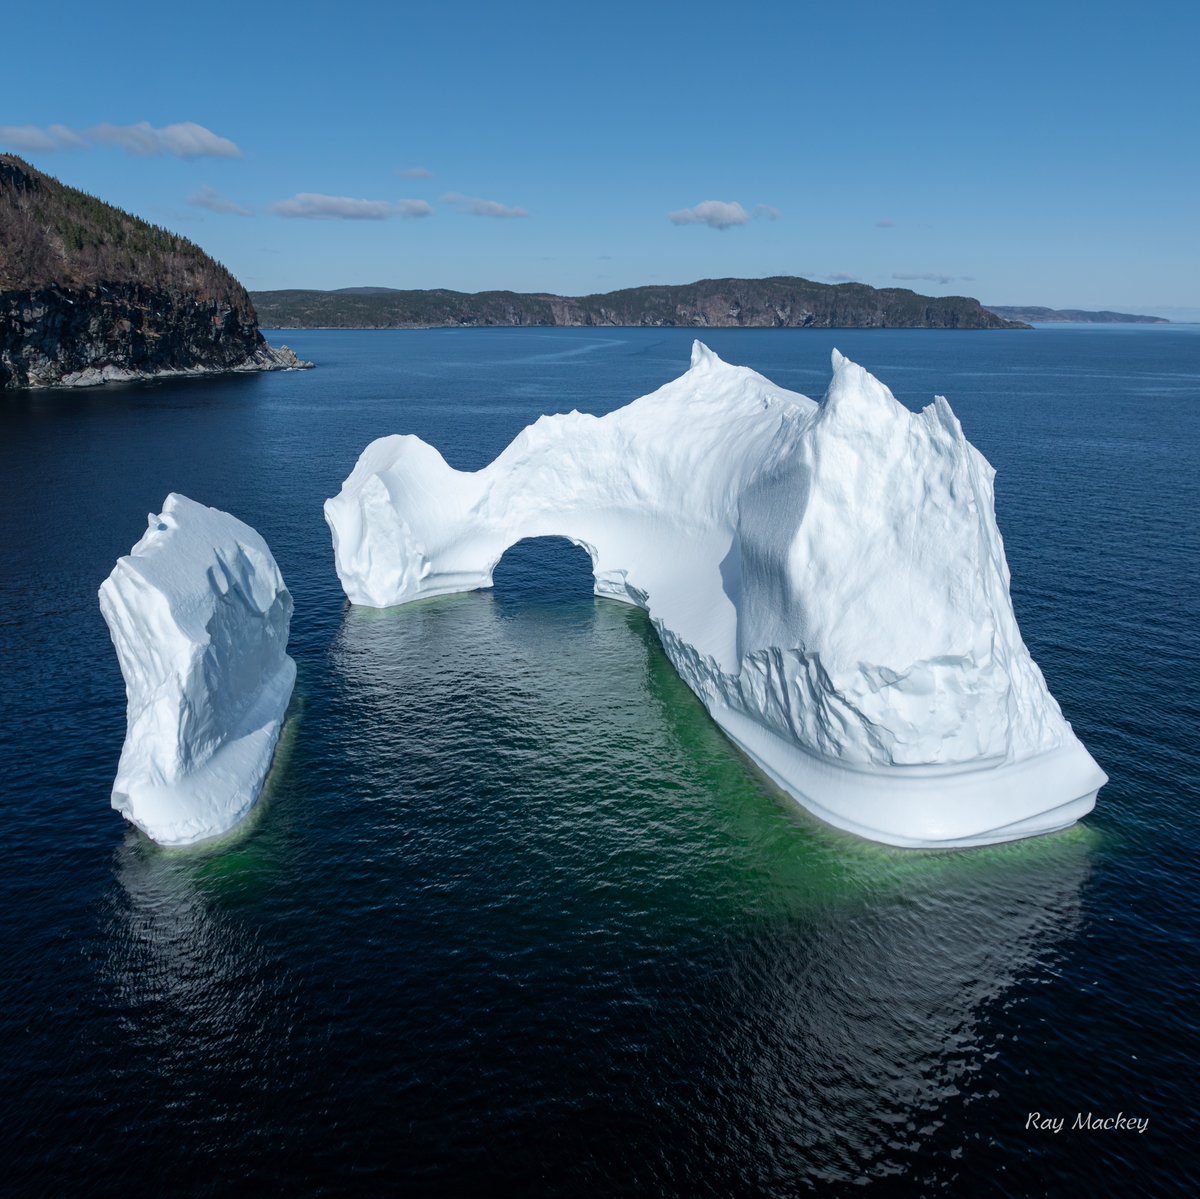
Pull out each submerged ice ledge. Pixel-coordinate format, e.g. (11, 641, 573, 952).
(325, 343, 1106, 847)
(99, 494, 296, 847)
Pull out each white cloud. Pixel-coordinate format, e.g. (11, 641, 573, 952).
(1, 123, 86, 152)
(826, 273, 857, 282)
(875, 218, 896, 228)
(1, 125, 59, 152)
(893, 272, 976, 285)
(89, 122, 242, 158)
(754, 204, 781, 221)
(398, 165, 432, 178)
(48, 124, 88, 150)
(269, 192, 434, 220)
(188, 185, 254, 217)
(668, 200, 749, 230)
(1, 121, 241, 158)
(442, 192, 528, 218)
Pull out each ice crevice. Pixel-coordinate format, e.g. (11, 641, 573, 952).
(325, 344, 1106, 848)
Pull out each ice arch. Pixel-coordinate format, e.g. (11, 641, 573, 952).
(491, 536, 597, 606)
(325, 343, 1106, 848)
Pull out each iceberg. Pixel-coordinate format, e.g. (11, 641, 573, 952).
(325, 344, 1106, 847)
(99, 494, 296, 846)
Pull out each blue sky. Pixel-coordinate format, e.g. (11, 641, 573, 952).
(3, 0, 1197, 315)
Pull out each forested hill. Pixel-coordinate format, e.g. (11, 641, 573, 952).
(0, 155, 246, 304)
(251, 277, 1029, 330)
(0, 155, 307, 387)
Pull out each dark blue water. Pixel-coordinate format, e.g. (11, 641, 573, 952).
(1, 327, 1197, 1196)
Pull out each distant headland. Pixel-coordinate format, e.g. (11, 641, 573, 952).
(250, 279, 1029, 331)
(0, 156, 310, 388)
(985, 305, 1168, 325)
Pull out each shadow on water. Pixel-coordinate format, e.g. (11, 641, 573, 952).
(249, 565, 1092, 1192)
(90, 570, 1097, 1192)
(52, 535, 1104, 1196)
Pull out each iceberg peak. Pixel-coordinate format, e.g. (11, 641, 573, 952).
(690, 339, 719, 370)
(821, 347, 905, 428)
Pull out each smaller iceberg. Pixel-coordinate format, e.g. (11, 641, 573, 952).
(99, 494, 296, 846)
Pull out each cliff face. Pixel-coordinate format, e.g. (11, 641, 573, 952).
(0, 155, 309, 387)
(564, 278, 1022, 329)
(0, 283, 307, 387)
(251, 277, 1030, 331)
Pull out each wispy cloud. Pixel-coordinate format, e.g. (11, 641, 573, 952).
(90, 122, 243, 158)
(875, 218, 896, 228)
(1, 121, 241, 158)
(442, 192, 528, 218)
(826, 273, 857, 282)
(398, 165, 432, 179)
(0, 124, 86, 152)
(668, 200, 749, 229)
(893, 272, 976, 285)
(188, 185, 253, 216)
(270, 193, 434, 220)
(754, 204, 781, 221)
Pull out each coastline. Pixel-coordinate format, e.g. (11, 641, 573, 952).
(255, 322, 1034, 332)
(9, 343, 313, 390)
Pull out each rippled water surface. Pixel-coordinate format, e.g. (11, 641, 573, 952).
(1, 327, 1197, 1195)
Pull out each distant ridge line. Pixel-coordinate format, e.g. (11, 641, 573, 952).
(250, 276, 1029, 331)
(985, 305, 1168, 325)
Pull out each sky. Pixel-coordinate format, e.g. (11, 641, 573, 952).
(2, 0, 1197, 316)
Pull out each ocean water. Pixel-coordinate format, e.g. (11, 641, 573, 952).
(1, 326, 1196, 1196)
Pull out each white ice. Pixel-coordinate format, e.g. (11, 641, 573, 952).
(325, 344, 1106, 847)
(99, 494, 296, 846)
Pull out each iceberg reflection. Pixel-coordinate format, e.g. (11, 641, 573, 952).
(329, 587, 1093, 1188)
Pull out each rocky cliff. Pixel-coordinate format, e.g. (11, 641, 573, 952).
(0, 155, 310, 387)
(252, 278, 1029, 331)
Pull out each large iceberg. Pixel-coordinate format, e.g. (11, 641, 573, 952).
(99, 494, 296, 846)
(325, 344, 1106, 847)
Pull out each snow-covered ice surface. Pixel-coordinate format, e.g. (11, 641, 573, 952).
(325, 344, 1106, 847)
(99, 494, 296, 847)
